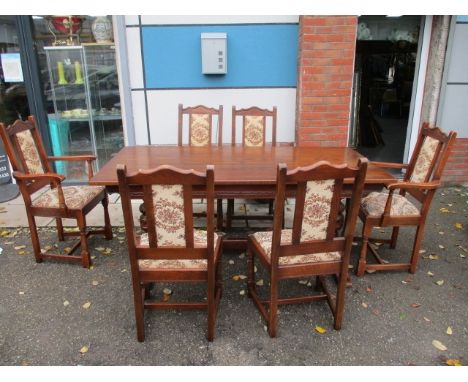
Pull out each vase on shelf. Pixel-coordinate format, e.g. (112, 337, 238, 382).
(91, 16, 113, 44)
(57, 62, 68, 85)
(74, 61, 84, 84)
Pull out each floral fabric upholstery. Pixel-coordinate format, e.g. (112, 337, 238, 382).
(152, 185, 186, 246)
(244, 116, 265, 147)
(189, 114, 211, 146)
(361, 192, 420, 217)
(301, 180, 335, 241)
(32, 186, 104, 210)
(410, 136, 439, 183)
(138, 230, 219, 270)
(16, 129, 44, 174)
(252, 229, 341, 265)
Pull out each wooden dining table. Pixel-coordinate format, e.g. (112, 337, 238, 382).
(90, 145, 395, 196)
(90, 145, 396, 249)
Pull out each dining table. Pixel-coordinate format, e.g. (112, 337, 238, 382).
(90, 145, 396, 249)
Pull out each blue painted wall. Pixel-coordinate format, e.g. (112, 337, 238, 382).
(142, 24, 299, 89)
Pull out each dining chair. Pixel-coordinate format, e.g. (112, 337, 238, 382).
(0, 116, 112, 268)
(178, 104, 223, 147)
(178, 104, 224, 230)
(227, 105, 277, 229)
(117, 164, 224, 342)
(247, 159, 368, 337)
(356, 123, 457, 276)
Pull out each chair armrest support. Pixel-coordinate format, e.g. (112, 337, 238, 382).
(13, 171, 65, 183)
(13, 171, 67, 209)
(386, 180, 440, 191)
(370, 161, 409, 169)
(48, 155, 96, 162)
(48, 155, 95, 180)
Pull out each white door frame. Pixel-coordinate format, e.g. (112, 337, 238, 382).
(403, 15, 433, 163)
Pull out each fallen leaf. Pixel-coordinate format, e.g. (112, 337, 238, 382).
(63, 301, 70, 307)
(239, 290, 245, 295)
(438, 231, 444, 235)
(366, 269, 376, 274)
(64, 247, 71, 253)
(432, 340, 447, 351)
(238, 253, 245, 259)
(439, 207, 450, 213)
(410, 303, 421, 308)
(79, 346, 89, 354)
(460, 254, 466, 259)
(82, 302, 91, 309)
(427, 271, 434, 277)
(446, 327, 453, 335)
(232, 275, 240, 281)
(254, 266, 257, 273)
(89, 266, 95, 270)
(454, 223, 463, 230)
(92, 281, 99, 286)
(372, 309, 380, 316)
(446, 359, 462, 366)
(298, 280, 308, 285)
(362, 302, 368, 308)
(366, 286, 373, 293)
(95, 247, 105, 252)
(423, 317, 431, 322)
(19, 291, 25, 295)
(439, 245, 445, 250)
(314, 325, 327, 334)
(256, 279, 264, 286)
(228, 260, 234, 265)
(14, 245, 26, 250)
(436, 280, 444, 286)
(18, 251, 26, 255)
(419, 249, 426, 254)
(307, 281, 312, 287)
(399, 313, 407, 320)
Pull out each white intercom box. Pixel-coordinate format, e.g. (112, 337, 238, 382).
(201, 33, 227, 74)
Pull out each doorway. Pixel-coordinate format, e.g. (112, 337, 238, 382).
(351, 16, 422, 164)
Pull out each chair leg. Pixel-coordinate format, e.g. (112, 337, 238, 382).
(76, 214, 91, 268)
(247, 243, 256, 298)
(268, 199, 274, 215)
(268, 276, 278, 338)
(216, 258, 223, 299)
(409, 225, 425, 274)
(334, 268, 348, 330)
(390, 227, 399, 249)
(356, 222, 373, 277)
(56, 218, 65, 241)
(102, 193, 113, 240)
(216, 199, 223, 231)
(226, 199, 234, 229)
(207, 269, 216, 342)
(26, 212, 43, 263)
(134, 285, 145, 342)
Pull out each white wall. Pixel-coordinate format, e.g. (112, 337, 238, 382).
(143, 88, 296, 145)
(121, 16, 298, 146)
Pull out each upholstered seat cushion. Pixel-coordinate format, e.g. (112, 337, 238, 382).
(138, 230, 220, 270)
(251, 229, 341, 266)
(361, 192, 420, 217)
(32, 186, 105, 210)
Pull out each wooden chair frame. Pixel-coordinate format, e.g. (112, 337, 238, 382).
(356, 123, 457, 276)
(178, 104, 223, 147)
(227, 106, 278, 229)
(0, 116, 112, 268)
(247, 159, 368, 337)
(117, 164, 224, 342)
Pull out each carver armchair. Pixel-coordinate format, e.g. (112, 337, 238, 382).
(0, 116, 112, 268)
(356, 123, 457, 276)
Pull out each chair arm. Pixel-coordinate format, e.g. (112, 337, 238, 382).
(370, 161, 408, 169)
(13, 171, 67, 209)
(48, 155, 95, 180)
(48, 155, 96, 162)
(13, 171, 65, 183)
(386, 181, 440, 191)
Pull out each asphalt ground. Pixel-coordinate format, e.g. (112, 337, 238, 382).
(0, 186, 466, 367)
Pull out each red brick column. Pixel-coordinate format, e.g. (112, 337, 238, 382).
(442, 138, 468, 184)
(295, 16, 358, 147)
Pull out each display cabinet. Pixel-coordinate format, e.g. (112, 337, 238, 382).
(44, 43, 124, 179)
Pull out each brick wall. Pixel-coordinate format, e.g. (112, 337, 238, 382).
(442, 138, 468, 184)
(295, 15, 358, 147)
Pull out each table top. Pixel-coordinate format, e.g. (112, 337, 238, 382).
(90, 145, 395, 187)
